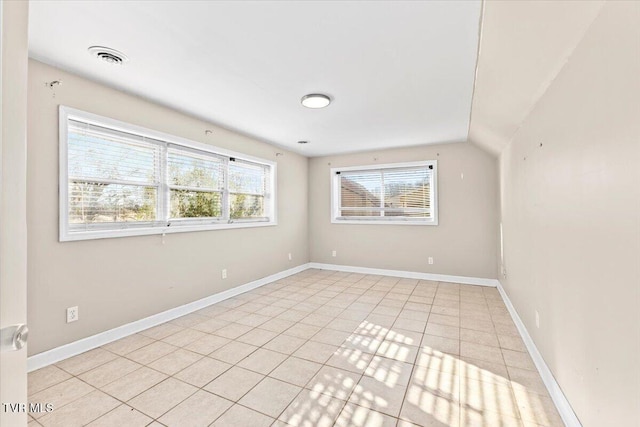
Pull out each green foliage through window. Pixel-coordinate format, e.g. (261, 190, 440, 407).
(63, 110, 274, 240)
(171, 190, 221, 218)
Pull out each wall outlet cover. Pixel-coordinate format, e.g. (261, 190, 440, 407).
(66, 306, 78, 323)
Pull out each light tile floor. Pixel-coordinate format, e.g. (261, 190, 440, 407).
(28, 269, 563, 427)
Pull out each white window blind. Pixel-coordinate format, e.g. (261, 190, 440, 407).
(67, 120, 161, 226)
(60, 107, 276, 241)
(331, 161, 437, 225)
(228, 159, 268, 220)
(167, 147, 225, 219)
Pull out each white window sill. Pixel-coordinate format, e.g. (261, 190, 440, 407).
(60, 220, 277, 242)
(331, 219, 438, 226)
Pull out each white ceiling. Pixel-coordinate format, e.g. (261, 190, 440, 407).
(469, 0, 605, 155)
(28, 1, 482, 157)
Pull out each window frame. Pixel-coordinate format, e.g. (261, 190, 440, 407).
(59, 106, 277, 242)
(330, 160, 438, 226)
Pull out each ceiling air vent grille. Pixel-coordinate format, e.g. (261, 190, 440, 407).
(88, 46, 129, 65)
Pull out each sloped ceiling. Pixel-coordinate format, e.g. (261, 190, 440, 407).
(469, 0, 605, 155)
(29, 0, 610, 158)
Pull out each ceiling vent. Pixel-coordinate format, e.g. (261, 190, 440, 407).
(88, 46, 129, 65)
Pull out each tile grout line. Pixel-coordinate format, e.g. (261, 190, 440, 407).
(486, 289, 526, 424)
(261, 272, 421, 426)
(254, 272, 399, 426)
(38, 272, 424, 425)
(215, 271, 369, 425)
(29, 270, 546, 427)
(150, 271, 388, 425)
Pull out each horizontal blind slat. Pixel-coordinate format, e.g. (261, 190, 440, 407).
(339, 165, 432, 219)
(68, 125, 159, 185)
(67, 119, 161, 225)
(167, 148, 224, 191)
(68, 182, 157, 224)
(228, 160, 268, 219)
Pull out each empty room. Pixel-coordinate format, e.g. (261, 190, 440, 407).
(1, 1, 638, 426)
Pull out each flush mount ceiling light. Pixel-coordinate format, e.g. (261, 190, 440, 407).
(88, 46, 129, 65)
(301, 93, 331, 109)
(297, 140, 309, 144)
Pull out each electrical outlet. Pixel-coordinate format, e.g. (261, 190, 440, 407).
(67, 306, 78, 323)
(288, 253, 292, 261)
(428, 257, 434, 265)
(535, 310, 540, 328)
(222, 269, 227, 279)
(332, 250, 337, 257)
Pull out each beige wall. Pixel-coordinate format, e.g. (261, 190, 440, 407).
(27, 60, 309, 355)
(1, 1, 29, 425)
(498, 2, 640, 425)
(309, 143, 499, 279)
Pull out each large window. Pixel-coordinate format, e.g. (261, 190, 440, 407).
(60, 106, 276, 241)
(331, 161, 438, 225)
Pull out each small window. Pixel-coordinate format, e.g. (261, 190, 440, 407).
(331, 161, 438, 225)
(60, 106, 276, 241)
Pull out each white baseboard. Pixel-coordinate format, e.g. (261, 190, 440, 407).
(309, 262, 500, 287)
(27, 263, 310, 372)
(496, 281, 581, 427)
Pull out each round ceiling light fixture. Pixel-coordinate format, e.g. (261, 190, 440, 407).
(88, 46, 129, 65)
(301, 93, 331, 109)
(297, 140, 309, 144)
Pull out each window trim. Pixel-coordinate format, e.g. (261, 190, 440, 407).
(330, 160, 438, 226)
(59, 106, 277, 242)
